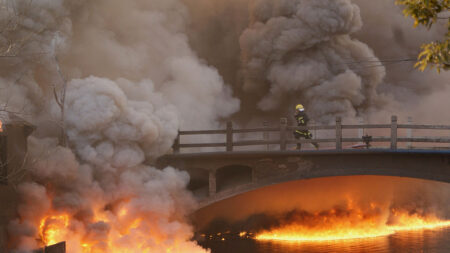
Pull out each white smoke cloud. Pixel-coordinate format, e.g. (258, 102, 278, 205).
(1, 0, 238, 251)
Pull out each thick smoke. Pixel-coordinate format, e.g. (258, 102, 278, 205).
(184, 0, 449, 124)
(1, 0, 239, 251)
(353, 0, 450, 123)
(1, 0, 449, 251)
(9, 137, 205, 252)
(240, 0, 384, 122)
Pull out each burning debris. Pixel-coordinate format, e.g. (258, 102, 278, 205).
(33, 241, 66, 253)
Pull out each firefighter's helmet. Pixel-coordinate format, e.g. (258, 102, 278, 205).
(295, 104, 304, 112)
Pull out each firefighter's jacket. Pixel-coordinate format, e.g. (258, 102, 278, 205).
(294, 111, 312, 138)
(295, 111, 309, 126)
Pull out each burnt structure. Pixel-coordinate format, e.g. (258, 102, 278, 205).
(33, 242, 66, 253)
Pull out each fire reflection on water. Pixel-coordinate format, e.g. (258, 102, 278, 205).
(196, 176, 450, 250)
(255, 204, 450, 242)
(201, 227, 450, 253)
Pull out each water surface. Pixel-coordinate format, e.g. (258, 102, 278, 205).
(200, 227, 450, 253)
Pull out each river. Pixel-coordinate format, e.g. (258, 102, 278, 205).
(200, 226, 450, 253)
(195, 176, 450, 253)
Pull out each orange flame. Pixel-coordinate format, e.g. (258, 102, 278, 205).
(256, 202, 450, 242)
(37, 204, 203, 253)
(39, 214, 70, 246)
(0, 119, 3, 133)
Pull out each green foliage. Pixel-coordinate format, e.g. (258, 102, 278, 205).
(396, 0, 449, 27)
(396, 0, 449, 72)
(415, 40, 449, 72)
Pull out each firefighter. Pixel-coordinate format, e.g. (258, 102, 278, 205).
(293, 104, 319, 150)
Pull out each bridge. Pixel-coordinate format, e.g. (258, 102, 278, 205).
(156, 116, 450, 208)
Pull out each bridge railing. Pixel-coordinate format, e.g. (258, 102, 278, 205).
(172, 115, 450, 153)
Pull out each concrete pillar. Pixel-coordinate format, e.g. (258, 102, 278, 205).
(208, 169, 216, 196)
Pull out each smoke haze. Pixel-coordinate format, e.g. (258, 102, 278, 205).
(0, 0, 448, 252)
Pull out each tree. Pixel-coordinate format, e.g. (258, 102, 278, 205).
(0, 1, 68, 146)
(396, 0, 449, 72)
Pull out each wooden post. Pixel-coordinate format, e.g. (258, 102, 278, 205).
(407, 116, 412, 149)
(208, 170, 216, 196)
(173, 131, 180, 154)
(226, 121, 233, 152)
(263, 121, 269, 151)
(336, 117, 342, 150)
(391, 115, 397, 150)
(280, 118, 287, 151)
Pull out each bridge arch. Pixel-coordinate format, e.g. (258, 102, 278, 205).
(156, 150, 450, 208)
(183, 167, 210, 197)
(216, 165, 253, 192)
(200, 168, 450, 208)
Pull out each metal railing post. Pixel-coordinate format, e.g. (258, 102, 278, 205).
(280, 118, 287, 151)
(336, 117, 342, 150)
(391, 115, 398, 150)
(173, 131, 180, 153)
(226, 121, 233, 152)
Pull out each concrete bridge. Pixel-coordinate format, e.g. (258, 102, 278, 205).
(156, 116, 450, 207)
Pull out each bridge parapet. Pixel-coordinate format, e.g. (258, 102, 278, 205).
(172, 116, 450, 154)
